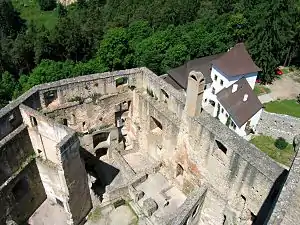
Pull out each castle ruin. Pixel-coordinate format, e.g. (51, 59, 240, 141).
(0, 67, 299, 225)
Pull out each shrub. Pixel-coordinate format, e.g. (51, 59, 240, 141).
(38, 0, 56, 11)
(297, 94, 300, 104)
(274, 137, 288, 150)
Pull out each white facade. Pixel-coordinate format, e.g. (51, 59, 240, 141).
(202, 65, 261, 137)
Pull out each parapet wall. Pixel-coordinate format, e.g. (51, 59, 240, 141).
(256, 111, 300, 143)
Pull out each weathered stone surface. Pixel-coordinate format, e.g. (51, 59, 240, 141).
(143, 198, 158, 216)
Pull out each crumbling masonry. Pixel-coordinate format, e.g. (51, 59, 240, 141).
(0, 67, 299, 225)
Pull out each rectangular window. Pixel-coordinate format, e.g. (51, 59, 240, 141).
(221, 108, 224, 113)
(231, 121, 237, 130)
(214, 75, 217, 81)
(215, 140, 227, 154)
(212, 87, 215, 94)
(115, 77, 128, 87)
(220, 80, 224, 86)
(30, 116, 38, 127)
(44, 90, 58, 107)
(226, 113, 229, 118)
(204, 85, 207, 90)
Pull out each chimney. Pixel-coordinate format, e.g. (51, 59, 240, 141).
(243, 94, 248, 102)
(232, 84, 238, 93)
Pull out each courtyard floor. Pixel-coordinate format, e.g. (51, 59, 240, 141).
(28, 199, 68, 225)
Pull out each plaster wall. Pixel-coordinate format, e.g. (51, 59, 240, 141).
(211, 66, 257, 94)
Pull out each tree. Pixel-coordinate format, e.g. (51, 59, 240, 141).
(0, 72, 16, 108)
(20, 60, 75, 92)
(0, 0, 25, 39)
(37, 0, 56, 11)
(57, 3, 67, 18)
(97, 28, 133, 70)
(134, 30, 171, 74)
(162, 44, 189, 71)
(226, 13, 248, 42)
(50, 17, 90, 61)
(247, 0, 297, 83)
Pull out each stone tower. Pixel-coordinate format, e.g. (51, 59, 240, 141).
(184, 71, 205, 117)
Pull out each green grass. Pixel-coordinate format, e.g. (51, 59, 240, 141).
(250, 135, 295, 166)
(87, 206, 102, 222)
(264, 99, 300, 118)
(12, 0, 58, 30)
(254, 84, 271, 96)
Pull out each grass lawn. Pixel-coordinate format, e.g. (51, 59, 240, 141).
(250, 135, 295, 166)
(12, 0, 58, 30)
(254, 84, 271, 96)
(264, 99, 300, 118)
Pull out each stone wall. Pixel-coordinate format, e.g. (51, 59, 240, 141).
(131, 66, 288, 225)
(0, 67, 297, 224)
(45, 92, 132, 133)
(256, 111, 300, 143)
(268, 135, 300, 225)
(170, 185, 208, 225)
(19, 104, 92, 224)
(59, 133, 92, 225)
(0, 124, 46, 224)
(0, 160, 46, 224)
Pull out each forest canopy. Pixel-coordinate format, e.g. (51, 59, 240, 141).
(0, 0, 299, 108)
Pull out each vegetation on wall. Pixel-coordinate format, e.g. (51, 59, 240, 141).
(0, 0, 300, 108)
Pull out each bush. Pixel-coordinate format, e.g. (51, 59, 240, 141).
(297, 94, 300, 104)
(274, 137, 288, 150)
(38, 0, 56, 11)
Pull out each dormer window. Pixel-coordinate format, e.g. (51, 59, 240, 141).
(220, 80, 224, 86)
(214, 75, 217, 81)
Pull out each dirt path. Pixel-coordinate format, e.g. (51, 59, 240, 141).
(266, 73, 300, 100)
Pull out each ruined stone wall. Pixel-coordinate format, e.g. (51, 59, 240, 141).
(19, 104, 92, 224)
(45, 92, 132, 133)
(0, 160, 46, 224)
(59, 133, 92, 224)
(0, 124, 46, 224)
(132, 66, 287, 224)
(0, 89, 41, 140)
(37, 69, 138, 110)
(256, 111, 300, 143)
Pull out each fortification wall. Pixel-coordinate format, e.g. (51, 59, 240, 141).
(0, 67, 295, 224)
(129, 67, 287, 225)
(59, 133, 92, 224)
(0, 123, 46, 224)
(19, 104, 92, 224)
(45, 92, 132, 133)
(0, 160, 46, 224)
(256, 111, 300, 143)
(268, 135, 300, 225)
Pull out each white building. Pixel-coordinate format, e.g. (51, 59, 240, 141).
(165, 43, 263, 137)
